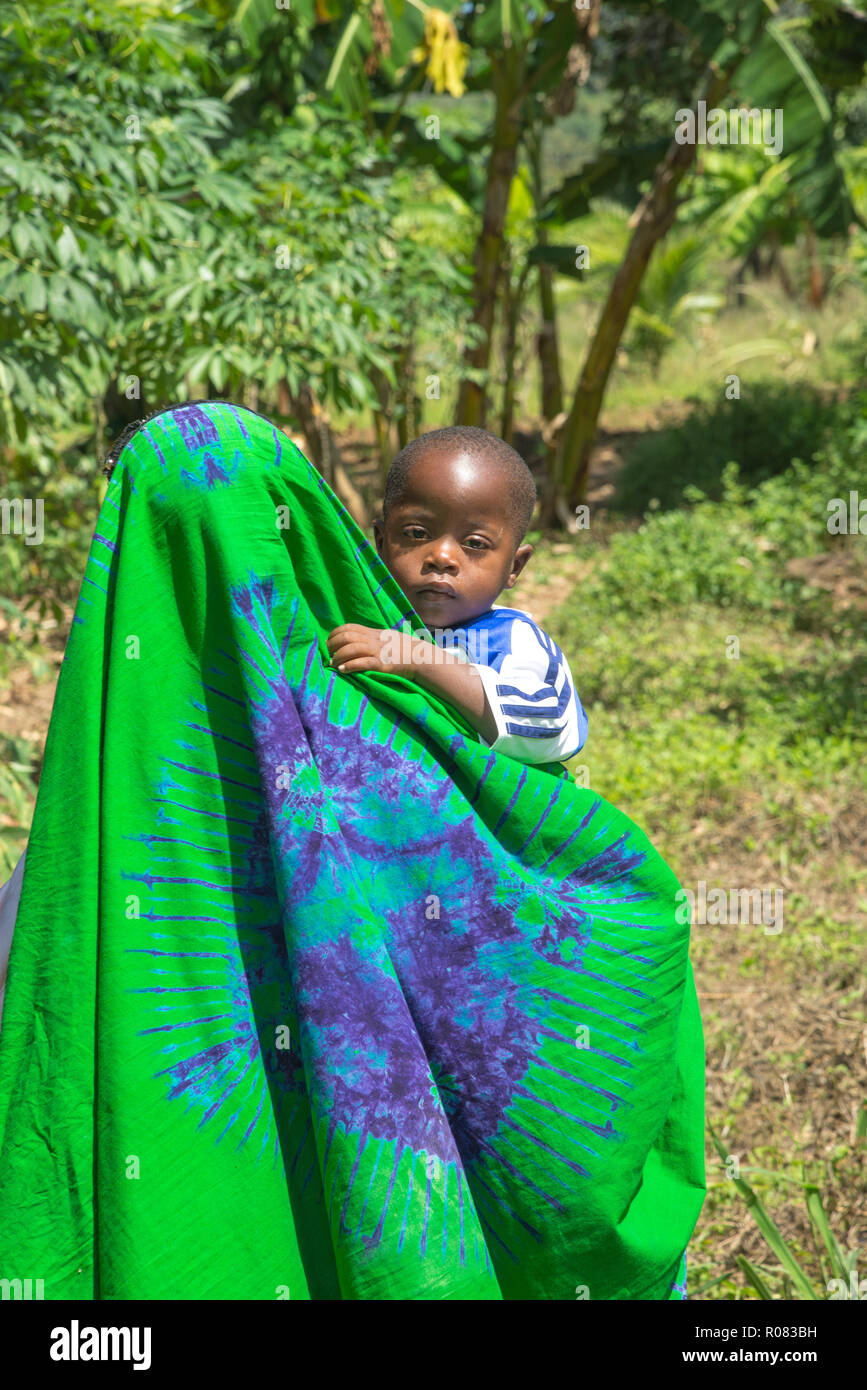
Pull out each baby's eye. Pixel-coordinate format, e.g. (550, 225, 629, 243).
(405, 526, 427, 540)
(465, 537, 489, 550)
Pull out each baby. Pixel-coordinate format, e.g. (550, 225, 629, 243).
(327, 425, 588, 769)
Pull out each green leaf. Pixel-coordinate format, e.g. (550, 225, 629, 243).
(736, 1255, 775, 1300)
(325, 13, 363, 94)
(183, 348, 216, 386)
(55, 223, 80, 268)
(11, 220, 31, 257)
(768, 21, 832, 127)
(345, 369, 372, 405)
(371, 111, 486, 212)
(527, 244, 587, 279)
(208, 354, 227, 392)
(539, 145, 669, 224)
(21, 270, 47, 313)
(164, 280, 196, 312)
(805, 1184, 850, 1286)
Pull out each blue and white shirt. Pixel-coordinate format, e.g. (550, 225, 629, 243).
(429, 604, 588, 767)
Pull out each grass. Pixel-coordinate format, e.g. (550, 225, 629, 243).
(552, 605, 864, 856)
(549, 598, 865, 1300)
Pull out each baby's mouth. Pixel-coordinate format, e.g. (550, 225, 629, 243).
(416, 582, 457, 599)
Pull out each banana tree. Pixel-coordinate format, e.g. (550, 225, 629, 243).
(549, 0, 859, 510)
(454, 0, 601, 427)
(316, 0, 596, 430)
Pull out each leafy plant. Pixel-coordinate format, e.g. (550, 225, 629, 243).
(0, 0, 475, 474)
(614, 382, 846, 514)
(626, 232, 725, 375)
(708, 1124, 863, 1301)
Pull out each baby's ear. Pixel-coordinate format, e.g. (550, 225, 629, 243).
(513, 541, 534, 574)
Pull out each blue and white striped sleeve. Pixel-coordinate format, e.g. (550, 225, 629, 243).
(468, 616, 588, 767)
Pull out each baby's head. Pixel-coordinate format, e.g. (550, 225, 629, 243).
(373, 425, 536, 630)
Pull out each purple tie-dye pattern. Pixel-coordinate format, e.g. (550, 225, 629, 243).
(129, 568, 651, 1247)
(180, 449, 241, 490)
(130, 800, 309, 1166)
(173, 403, 221, 452)
(125, 572, 644, 1239)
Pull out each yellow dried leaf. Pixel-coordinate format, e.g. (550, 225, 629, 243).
(416, 8, 469, 98)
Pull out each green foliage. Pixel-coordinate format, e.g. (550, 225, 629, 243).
(0, 0, 473, 479)
(613, 383, 847, 514)
(733, 17, 856, 237)
(0, 0, 242, 449)
(600, 452, 861, 617)
(681, 146, 799, 257)
(556, 588, 864, 841)
(708, 1126, 862, 1301)
(1, 462, 96, 608)
(626, 232, 725, 373)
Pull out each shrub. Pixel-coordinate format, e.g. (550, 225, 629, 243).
(581, 393, 867, 620)
(614, 382, 843, 514)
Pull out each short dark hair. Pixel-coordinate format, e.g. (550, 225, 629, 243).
(382, 426, 537, 545)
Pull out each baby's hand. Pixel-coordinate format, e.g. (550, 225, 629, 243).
(326, 624, 418, 677)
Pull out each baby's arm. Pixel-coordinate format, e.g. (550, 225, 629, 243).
(399, 641, 501, 744)
(326, 623, 500, 743)
(326, 621, 586, 765)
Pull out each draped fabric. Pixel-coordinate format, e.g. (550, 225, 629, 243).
(0, 401, 705, 1300)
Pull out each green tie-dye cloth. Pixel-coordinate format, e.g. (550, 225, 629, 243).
(0, 401, 705, 1300)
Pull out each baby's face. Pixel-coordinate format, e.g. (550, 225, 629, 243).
(373, 445, 533, 631)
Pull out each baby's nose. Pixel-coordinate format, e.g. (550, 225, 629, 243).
(426, 538, 461, 567)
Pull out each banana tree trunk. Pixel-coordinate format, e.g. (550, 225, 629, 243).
(369, 363, 396, 480)
(535, 225, 566, 528)
(768, 228, 794, 299)
(499, 254, 531, 445)
(456, 47, 525, 428)
(560, 67, 732, 508)
(395, 339, 416, 449)
(524, 118, 565, 528)
(536, 229, 563, 425)
(373, 408, 391, 480)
